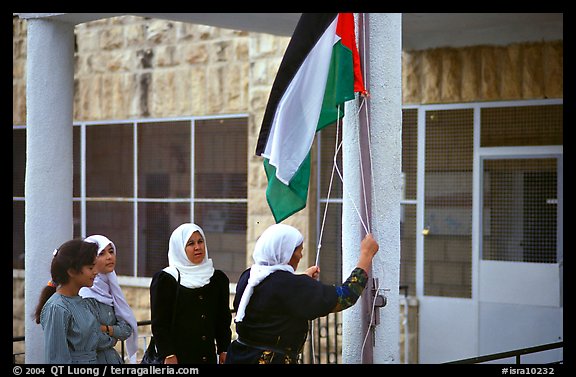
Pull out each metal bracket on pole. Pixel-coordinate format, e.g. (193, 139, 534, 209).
(371, 278, 388, 326)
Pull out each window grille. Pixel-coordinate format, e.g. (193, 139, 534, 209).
(13, 128, 25, 270)
(481, 105, 563, 147)
(482, 158, 557, 263)
(317, 124, 343, 286)
(424, 109, 473, 298)
(13, 116, 248, 279)
(401, 109, 418, 297)
(88, 123, 135, 197)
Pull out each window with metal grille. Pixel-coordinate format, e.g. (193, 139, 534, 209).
(316, 124, 343, 286)
(424, 109, 474, 298)
(12, 127, 25, 270)
(401, 109, 418, 297)
(481, 105, 563, 147)
(11, 116, 248, 279)
(482, 158, 558, 263)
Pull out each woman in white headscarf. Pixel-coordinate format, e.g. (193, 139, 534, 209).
(225, 223, 379, 364)
(150, 223, 232, 364)
(80, 235, 139, 364)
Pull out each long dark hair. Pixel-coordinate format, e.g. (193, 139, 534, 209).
(34, 239, 98, 324)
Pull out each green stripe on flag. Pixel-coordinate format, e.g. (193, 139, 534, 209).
(264, 153, 311, 223)
(317, 40, 355, 131)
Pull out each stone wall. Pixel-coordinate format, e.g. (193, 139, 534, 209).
(402, 42, 563, 104)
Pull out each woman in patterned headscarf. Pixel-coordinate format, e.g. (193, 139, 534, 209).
(150, 223, 232, 364)
(226, 223, 379, 364)
(80, 235, 138, 364)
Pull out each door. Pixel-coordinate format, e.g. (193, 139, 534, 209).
(418, 107, 477, 363)
(478, 156, 563, 362)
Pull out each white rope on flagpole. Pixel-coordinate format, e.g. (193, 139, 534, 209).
(357, 98, 371, 234)
(334, 143, 370, 236)
(360, 277, 381, 358)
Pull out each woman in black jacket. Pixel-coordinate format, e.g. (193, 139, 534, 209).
(226, 223, 379, 364)
(150, 223, 231, 364)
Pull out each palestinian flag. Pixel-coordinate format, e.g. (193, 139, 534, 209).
(256, 13, 366, 223)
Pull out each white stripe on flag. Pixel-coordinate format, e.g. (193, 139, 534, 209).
(261, 18, 339, 185)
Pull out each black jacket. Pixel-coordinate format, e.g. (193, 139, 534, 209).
(233, 268, 338, 352)
(150, 269, 232, 364)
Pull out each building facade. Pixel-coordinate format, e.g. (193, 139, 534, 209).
(13, 14, 563, 363)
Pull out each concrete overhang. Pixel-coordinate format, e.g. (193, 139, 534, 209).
(15, 13, 563, 50)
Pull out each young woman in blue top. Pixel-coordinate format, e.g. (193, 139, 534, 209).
(34, 239, 116, 364)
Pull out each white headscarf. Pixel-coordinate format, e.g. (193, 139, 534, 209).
(79, 235, 139, 364)
(235, 223, 304, 322)
(163, 223, 215, 289)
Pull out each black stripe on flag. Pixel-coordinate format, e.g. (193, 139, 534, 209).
(255, 13, 338, 156)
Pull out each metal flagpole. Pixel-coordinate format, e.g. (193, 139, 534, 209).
(357, 12, 391, 364)
(359, 13, 403, 364)
(342, 12, 400, 364)
(357, 13, 375, 364)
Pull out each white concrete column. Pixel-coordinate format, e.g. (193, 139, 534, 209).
(24, 18, 75, 364)
(342, 13, 402, 364)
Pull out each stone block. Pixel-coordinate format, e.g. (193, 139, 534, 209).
(100, 26, 124, 51)
(421, 49, 441, 104)
(544, 41, 563, 99)
(522, 43, 545, 98)
(155, 45, 178, 68)
(146, 20, 175, 45)
(480, 46, 500, 101)
(441, 48, 461, 102)
(500, 44, 522, 99)
(460, 47, 481, 102)
(402, 50, 421, 104)
(181, 43, 209, 65)
(125, 23, 146, 46)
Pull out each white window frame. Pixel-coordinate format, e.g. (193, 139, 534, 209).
(74, 114, 249, 278)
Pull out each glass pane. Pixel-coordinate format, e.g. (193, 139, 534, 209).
(13, 128, 25, 197)
(73, 126, 81, 197)
(13, 201, 25, 269)
(86, 123, 134, 197)
(73, 201, 81, 239)
(86, 201, 134, 277)
(317, 202, 342, 286)
(137, 202, 191, 277)
(402, 109, 418, 200)
(424, 109, 473, 298)
(481, 104, 563, 147)
(318, 123, 343, 287)
(319, 125, 343, 199)
(194, 202, 247, 283)
(482, 158, 557, 263)
(195, 118, 247, 199)
(400, 204, 416, 296)
(138, 121, 190, 198)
